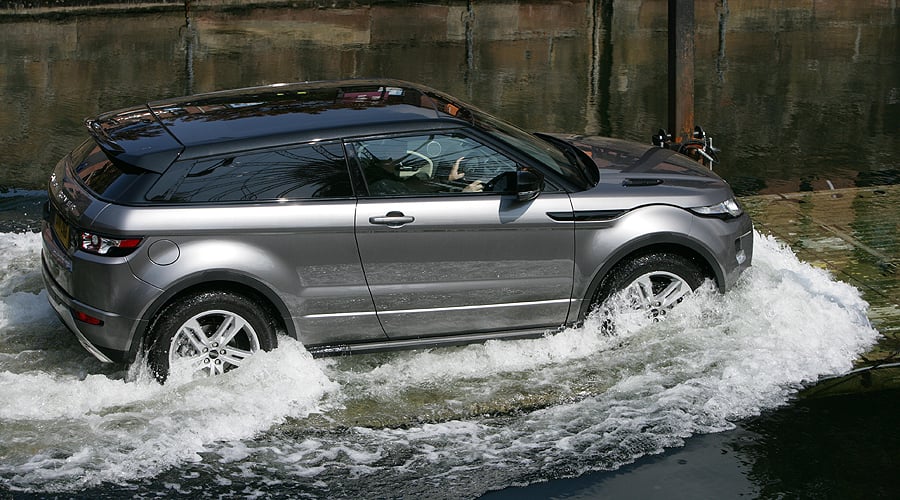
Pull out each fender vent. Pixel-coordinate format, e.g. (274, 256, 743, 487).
(623, 178, 664, 187)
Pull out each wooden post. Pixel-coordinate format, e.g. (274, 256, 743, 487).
(668, 0, 695, 141)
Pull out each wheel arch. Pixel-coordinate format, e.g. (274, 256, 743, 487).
(129, 270, 296, 360)
(577, 234, 723, 322)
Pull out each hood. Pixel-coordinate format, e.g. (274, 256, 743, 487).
(556, 134, 721, 181)
(548, 134, 736, 211)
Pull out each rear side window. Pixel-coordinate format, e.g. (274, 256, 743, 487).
(147, 142, 352, 203)
(71, 139, 159, 202)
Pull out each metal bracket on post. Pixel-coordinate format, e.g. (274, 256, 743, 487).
(652, 126, 719, 169)
(652, 0, 720, 170)
(668, 0, 694, 140)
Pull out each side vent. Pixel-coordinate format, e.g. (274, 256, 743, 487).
(547, 210, 628, 222)
(623, 178, 664, 187)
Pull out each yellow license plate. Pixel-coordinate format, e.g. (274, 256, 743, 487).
(52, 213, 71, 248)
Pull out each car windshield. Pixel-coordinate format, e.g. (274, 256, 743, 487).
(472, 110, 593, 188)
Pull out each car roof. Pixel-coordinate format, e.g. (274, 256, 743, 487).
(85, 79, 473, 172)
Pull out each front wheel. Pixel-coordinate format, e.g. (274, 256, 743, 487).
(146, 291, 277, 383)
(593, 253, 707, 323)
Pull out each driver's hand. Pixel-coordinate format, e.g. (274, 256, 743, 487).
(449, 156, 466, 181)
(463, 180, 483, 192)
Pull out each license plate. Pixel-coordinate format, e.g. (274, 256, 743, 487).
(52, 213, 71, 248)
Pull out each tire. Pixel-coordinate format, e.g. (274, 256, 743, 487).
(593, 252, 706, 323)
(146, 290, 277, 383)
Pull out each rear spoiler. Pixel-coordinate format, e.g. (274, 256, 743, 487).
(83, 105, 183, 173)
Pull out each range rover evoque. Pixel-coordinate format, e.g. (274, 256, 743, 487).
(41, 79, 753, 382)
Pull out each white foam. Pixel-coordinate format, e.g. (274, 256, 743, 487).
(257, 231, 878, 491)
(1, 337, 336, 489)
(0, 230, 880, 493)
(0, 231, 43, 294)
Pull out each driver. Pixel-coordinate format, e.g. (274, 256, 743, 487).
(365, 158, 433, 195)
(447, 156, 484, 192)
(366, 156, 484, 195)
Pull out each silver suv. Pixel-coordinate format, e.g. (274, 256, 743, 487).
(41, 80, 753, 382)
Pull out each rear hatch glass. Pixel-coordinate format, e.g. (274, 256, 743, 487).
(70, 139, 160, 203)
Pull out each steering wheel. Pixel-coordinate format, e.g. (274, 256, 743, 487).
(356, 143, 376, 162)
(399, 150, 434, 177)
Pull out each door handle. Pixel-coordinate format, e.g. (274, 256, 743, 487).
(369, 211, 415, 227)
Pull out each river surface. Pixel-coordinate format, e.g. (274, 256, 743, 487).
(0, 0, 897, 497)
(1, 0, 897, 195)
(0, 228, 882, 496)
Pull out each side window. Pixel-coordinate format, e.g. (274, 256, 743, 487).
(349, 133, 519, 197)
(148, 142, 352, 203)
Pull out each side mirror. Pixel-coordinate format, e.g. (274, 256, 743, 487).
(516, 169, 543, 202)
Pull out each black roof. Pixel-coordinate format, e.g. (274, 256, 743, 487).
(86, 79, 474, 172)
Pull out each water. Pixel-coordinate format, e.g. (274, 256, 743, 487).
(0, 0, 896, 496)
(488, 387, 900, 498)
(0, 0, 897, 194)
(0, 225, 879, 496)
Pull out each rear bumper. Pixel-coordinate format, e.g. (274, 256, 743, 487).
(41, 238, 146, 364)
(43, 269, 117, 363)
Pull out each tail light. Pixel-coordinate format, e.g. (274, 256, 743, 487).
(74, 310, 104, 326)
(79, 231, 142, 257)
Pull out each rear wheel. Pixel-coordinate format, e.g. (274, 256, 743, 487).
(146, 290, 277, 383)
(593, 253, 706, 323)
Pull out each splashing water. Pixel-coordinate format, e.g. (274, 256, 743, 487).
(0, 230, 878, 496)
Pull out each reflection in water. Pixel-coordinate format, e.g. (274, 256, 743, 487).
(741, 388, 900, 498)
(0, 0, 896, 194)
(587, 0, 614, 136)
(180, 13, 198, 96)
(716, 0, 728, 83)
(0, 3, 895, 496)
(490, 388, 900, 498)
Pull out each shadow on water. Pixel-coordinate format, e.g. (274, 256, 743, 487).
(486, 388, 900, 499)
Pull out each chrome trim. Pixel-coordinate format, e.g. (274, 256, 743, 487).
(72, 326, 115, 364)
(307, 326, 560, 356)
(303, 298, 576, 319)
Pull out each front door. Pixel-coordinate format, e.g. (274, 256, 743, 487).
(350, 132, 575, 338)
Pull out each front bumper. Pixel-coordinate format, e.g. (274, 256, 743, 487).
(692, 209, 754, 293)
(725, 223, 754, 290)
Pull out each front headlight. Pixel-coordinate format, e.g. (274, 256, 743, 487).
(689, 198, 743, 219)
